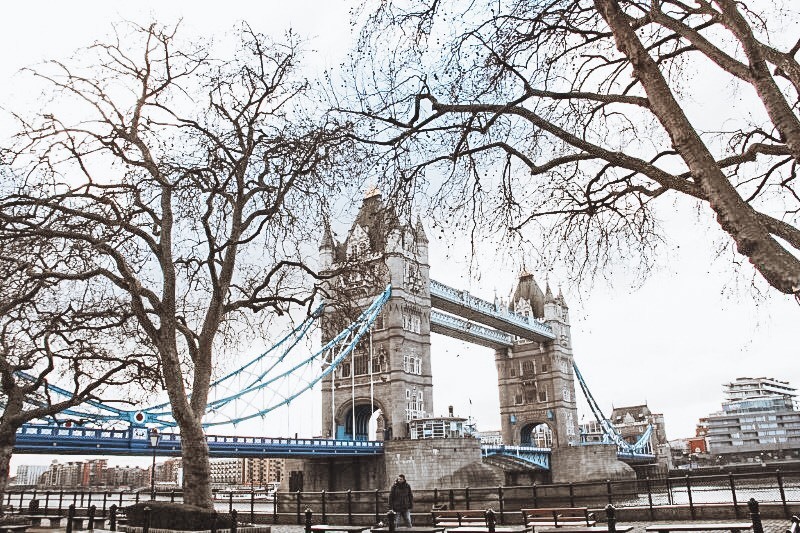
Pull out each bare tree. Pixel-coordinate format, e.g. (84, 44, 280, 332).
(348, 0, 800, 298)
(1, 22, 355, 507)
(0, 233, 149, 502)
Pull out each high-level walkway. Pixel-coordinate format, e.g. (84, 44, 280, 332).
(429, 280, 555, 343)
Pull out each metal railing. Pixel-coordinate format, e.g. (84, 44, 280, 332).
(4, 469, 799, 523)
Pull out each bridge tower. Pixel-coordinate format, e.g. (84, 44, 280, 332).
(496, 273, 579, 448)
(319, 190, 432, 440)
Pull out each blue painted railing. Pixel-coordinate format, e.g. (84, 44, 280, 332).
(430, 280, 554, 340)
(481, 444, 551, 469)
(14, 424, 384, 457)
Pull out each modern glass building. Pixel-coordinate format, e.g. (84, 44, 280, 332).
(706, 377, 800, 460)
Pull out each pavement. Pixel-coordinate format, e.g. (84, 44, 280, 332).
(23, 520, 792, 533)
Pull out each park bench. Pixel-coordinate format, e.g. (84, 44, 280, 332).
(644, 522, 752, 533)
(71, 516, 107, 530)
(308, 526, 373, 533)
(522, 508, 596, 529)
(370, 526, 444, 533)
(432, 510, 489, 528)
(19, 515, 65, 528)
(0, 525, 29, 533)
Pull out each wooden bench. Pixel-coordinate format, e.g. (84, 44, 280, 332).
(19, 515, 64, 528)
(448, 527, 531, 533)
(71, 517, 107, 530)
(645, 523, 752, 533)
(536, 524, 633, 533)
(522, 508, 596, 529)
(309, 526, 373, 533)
(0, 525, 29, 533)
(433, 510, 489, 528)
(370, 526, 444, 533)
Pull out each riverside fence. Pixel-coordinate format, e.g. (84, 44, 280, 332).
(4, 469, 800, 524)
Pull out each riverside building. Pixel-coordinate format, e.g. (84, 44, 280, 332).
(706, 377, 800, 461)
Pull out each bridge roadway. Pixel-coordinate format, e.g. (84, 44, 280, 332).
(15, 424, 653, 467)
(429, 280, 555, 343)
(14, 424, 556, 466)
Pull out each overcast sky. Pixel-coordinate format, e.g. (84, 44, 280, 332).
(2, 1, 798, 472)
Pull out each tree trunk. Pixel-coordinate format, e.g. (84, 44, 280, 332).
(179, 419, 213, 509)
(0, 427, 17, 508)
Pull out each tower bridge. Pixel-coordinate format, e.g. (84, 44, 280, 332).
(13, 189, 657, 490)
(319, 189, 579, 451)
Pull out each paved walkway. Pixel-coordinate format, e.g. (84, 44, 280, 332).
(23, 520, 792, 533)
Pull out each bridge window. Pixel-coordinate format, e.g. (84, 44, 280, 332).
(522, 360, 535, 376)
(403, 350, 422, 375)
(562, 388, 571, 402)
(340, 361, 351, 378)
(374, 312, 385, 330)
(514, 392, 523, 405)
(403, 310, 421, 333)
(540, 362, 549, 373)
(372, 345, 387, 373)
(538, 389, 548, 402)
(509, 365, 517, 377)
(524, 382, 537, 403)
(353, 352, 369, 375)
(406, 389, 424, 420)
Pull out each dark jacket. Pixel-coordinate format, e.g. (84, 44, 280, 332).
(389, 480, 413, 511)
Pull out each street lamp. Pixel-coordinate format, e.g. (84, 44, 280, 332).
(149, 428, 160, 500)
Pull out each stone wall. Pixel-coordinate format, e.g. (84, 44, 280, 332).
(284, 456, 385, 492)
(384, 437, 504, 490)
(550, 444, 636, 483)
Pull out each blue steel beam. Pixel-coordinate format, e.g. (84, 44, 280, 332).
(481, 444, 551, 469)
(14, 424, 383, 458)
(430, 310, 513, 349)
(430, 280, 554, 341)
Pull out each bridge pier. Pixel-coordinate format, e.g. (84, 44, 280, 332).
(550, 444, 635, 483)
(285, 437, 506, 492)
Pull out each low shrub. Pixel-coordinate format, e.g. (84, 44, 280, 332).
(124, 502, 235, 531)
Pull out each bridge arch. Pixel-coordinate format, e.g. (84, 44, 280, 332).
(520, 421, 554, 447)
(335, 398, 386, 441)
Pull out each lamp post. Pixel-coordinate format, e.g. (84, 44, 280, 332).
(149, 428, 160, 500)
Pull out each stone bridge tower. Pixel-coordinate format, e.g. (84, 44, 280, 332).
(318, 190, 432, 440)
(496, 272, 579, 448)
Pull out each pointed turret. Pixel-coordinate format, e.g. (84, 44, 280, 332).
(557, 286, 568, 308)
(415, 215, 428, 244)
(545, 280, 555, 303)
(511, 270, 545, 318)
(319, 221, 335, 270)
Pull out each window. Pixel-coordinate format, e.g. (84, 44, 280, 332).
(509, 365, 517, 377)
(403, 349, 422, 375)
(524, 382, 537, 403)
(340, 362, 350, 378)
(540, 362, 549, 373)
(538, 389, 548, 402)
(353, 351, 368, 376)
(406, 389, 424, 420)
(522, 360, 535, 376)
(515, 393, 523, 405)
(372, 345, 387, 373)
(374, 312, 385, 330)
(563, 388, 571, 402)
(403, 310, 422, 333)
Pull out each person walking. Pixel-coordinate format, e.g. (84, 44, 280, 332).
(389, 474, 414, 527)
